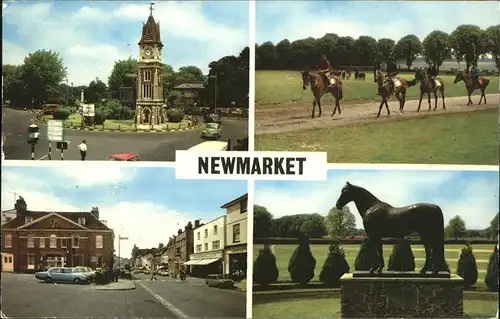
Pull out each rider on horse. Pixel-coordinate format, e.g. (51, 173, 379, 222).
(471, 64, 481, 86)
(376, 62, 398, 95)
(319, 54, 334, 89)
(427, 63, 438, 88)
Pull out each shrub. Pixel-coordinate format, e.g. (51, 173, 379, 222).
(94, 112, 105, 125)
(207, 279, 234, 289)
(53, 108, 70, 120)
(485, 245, 499, 292)
(319, 244, 350, 287)
(354, 239, 379, 271)
(456, 244, 478, 288)
(94, 270, 111, 285)
(387, 239, 415, 271)
(253, 245, 279, 286)
(167, 108, 185, 123)
(288, 236, 316, 285)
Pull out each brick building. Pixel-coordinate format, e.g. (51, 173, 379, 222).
(166, 221, 204, 276)
(1, 197, 114, 273)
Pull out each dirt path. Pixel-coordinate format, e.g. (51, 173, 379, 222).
(255, 94, 499, 135)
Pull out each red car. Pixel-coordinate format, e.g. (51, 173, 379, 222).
(108, 153, 139, 161)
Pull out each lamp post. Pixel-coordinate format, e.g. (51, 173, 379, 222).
(27, 123, 40, 160)
(118, 235, 129, 269)
(209, 71, 218, 113)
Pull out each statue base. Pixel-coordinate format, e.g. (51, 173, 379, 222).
(340, 273, 464, 318)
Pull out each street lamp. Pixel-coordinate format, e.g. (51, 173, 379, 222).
(209, 71, 218, 113)
(27, 123, 40, 160)
(118, 235, 129, 269)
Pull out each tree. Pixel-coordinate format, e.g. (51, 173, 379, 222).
(108, 57, 138, 99)
(394, 34, 423, 69)
(483, 25, 500, 70)
(354, 36, 379, 66)
(334, 36, 356, 67)
(319, 244, 350, 287)
(272, 214, 326, 238)
(276, 39, 293, 69)
(377, 38, 396, 66)
(288, 236, 316, 285)
(485, 245, 499, 292)
(253, 245, 279, 286)
(445, 215, 467, 239)
(20, 50, 67, 106)
(449, 25, 485, 71)
(254, 205, 274, 238)
(174, 66, 206, 86)
(387, 239, 415, 271)
(486, 213, 499, 239)
(2, 64, 26, 105)
(325, 206, 356, 239)
(354, 239, 379, 271)
(456, 244, 478, 288)
(256, 41, 278, 69)
(86, 78, 108, 103)
(131, 245, 139, 261)
(422, 30, 451, 71)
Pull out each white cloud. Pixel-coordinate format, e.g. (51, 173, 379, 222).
(255, 171, 498, 230)
(56, 165, 136, 187)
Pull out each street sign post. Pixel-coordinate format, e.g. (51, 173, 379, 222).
(47, 120, 65, 161)
(82, 104, 95, 117)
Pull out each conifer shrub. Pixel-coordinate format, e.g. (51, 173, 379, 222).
(387, 239, 416, 271)
(288, 236, 316, 285)
(456, 244, 478, 288)
(485, 245, 499, 292)
(354, 239, 379, 271)
(319, 244, 350, 287)
(253, 245, 279, 286)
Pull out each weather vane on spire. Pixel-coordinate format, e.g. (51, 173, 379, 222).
(149, 2, 154, 16)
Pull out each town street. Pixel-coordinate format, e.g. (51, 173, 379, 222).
(2, 108, 248, 161)
(1, 273, 246, 318)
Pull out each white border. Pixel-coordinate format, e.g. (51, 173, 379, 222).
(248, 0, 256, 154)
(1, 160, 176, 168)
(246, 180, 254, 319)
(327, 163, 499, 172)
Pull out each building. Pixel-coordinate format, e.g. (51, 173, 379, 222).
(223, 194, 248, 278)
(186, 216, 226, 277)
(2, 208, 16, 225)
(172, 83, 205, 109)
(1, 197, 114, 273)
(135, 4, 165, 127)
(166, 221, 196, 276)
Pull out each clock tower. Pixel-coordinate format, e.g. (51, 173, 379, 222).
(136, 3, 164, 127)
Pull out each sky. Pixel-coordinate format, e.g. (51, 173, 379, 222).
(256, 1, 500, 45)
(255, 169, 499, 230)
(1, 165, 247, 258)
(2, 0, 249, 85)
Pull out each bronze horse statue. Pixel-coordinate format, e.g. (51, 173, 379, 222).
(454, 71, 490, 105)
(414, 68, 446, 112)
(336, 182, 449, 274)
(301, 70, 343, 119)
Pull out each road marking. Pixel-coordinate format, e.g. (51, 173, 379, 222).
(137, 281, 190, 319)
(1, 310, 8, 318)
(37, 154, 48, 160)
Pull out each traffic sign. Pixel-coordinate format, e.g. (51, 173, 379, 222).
(82, 103, 95, 117)
(47, 119, 65, 142)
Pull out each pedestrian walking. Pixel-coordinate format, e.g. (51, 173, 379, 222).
(77, 140, 87, 161)
(150, 268, 157, 281)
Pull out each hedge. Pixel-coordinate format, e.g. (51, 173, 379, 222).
(207, 279, 235, 289)
(185, 107, 248, 118)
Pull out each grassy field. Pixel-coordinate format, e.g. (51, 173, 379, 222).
(253, 298, 498, 318)
(256, 70, 500, 107)
(255, 108, 499, 164)
(253, 243, 496, 287)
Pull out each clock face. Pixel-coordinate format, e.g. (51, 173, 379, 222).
(144, 47, 153, 58)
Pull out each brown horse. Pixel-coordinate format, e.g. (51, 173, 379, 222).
(384, 73, 418, 113)
(414, 68, 446, 112)
(301, 71, 343, 118)
(374, 70, 393, 117)
(453, 71, 490, 105)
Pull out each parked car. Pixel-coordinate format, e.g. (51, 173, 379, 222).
(35, 267, 92, 284)
(204, 113, 221, 124)
(108, 152, 139, 161)
(188, 141, 228, 151)
(73, 266, 95, 280)
(201, 122, 222, 139)
(157, 267, 170, 276)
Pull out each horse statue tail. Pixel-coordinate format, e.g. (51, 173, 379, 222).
(407, 79, 418, 87)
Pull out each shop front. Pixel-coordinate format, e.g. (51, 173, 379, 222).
(186, 250, 224, 278)
(224, 244, 247, 280)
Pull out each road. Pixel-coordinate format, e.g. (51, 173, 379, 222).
(1, 273, 246, 318)
(2, 108, 248, 161)
(255, 94, 500, 134)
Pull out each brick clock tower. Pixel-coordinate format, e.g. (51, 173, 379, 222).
(136, 3, 165, 127)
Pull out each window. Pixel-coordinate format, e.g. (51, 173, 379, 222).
(233, 224, 241, 243)
(61, 238, 67, 248)
(196, 244, 202, 253)
(39, 238, 45, 248)
(25, 216, 32, 224)
(72, 237, 79, 248)
(27, 255, 35, 269)
(50, 234, 57, 248)
(4, 234, 12, 248)
(96, 235, 103, 249)
(204, 229, 208, 238)
(212, 240, 220, 250)
(8, 256, 12, 263)
(204, 243, 208, 251)
(197, 232, 200, 240)
(27, 235, 34, 248)
(213, 225, 218, 235)
(78, 217, 86, 225)
(240, 198, 248, 213)
(142, 83, 153, 99)
(144, 70, 151, 82)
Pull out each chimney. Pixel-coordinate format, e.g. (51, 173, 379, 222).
(177, 229, 182, 235)
(186, 221, 193, 231)
(15, 196, 28, 218)
(91, 207, 99, 219)
(194, 219, 200, 228)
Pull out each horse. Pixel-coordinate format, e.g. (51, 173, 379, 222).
(414, 68, 446, 112)
(453, 71, 490, 105)
(378, 71, 418, 113)
(336, 182, 449, 275)
(374, 70, 393, 117)
(301, 70, 343, 118)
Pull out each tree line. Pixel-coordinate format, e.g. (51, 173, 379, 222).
(255, 24, 500, 71)
(254, 205, 499, 241)
(2, 47, 249, 109)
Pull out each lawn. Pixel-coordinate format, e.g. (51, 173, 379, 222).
(255, 108, 499, 165)
(253, 243, 496, 287)
(256, 70, 500, 107)
(252, 297, 498, 318)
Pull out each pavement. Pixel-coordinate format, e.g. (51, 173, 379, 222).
(94, 280, 136, 290)
(2, 107, 248, 161)
(1, 272, 246, 318)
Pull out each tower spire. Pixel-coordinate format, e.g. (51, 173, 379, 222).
(149, 2, 154, 16)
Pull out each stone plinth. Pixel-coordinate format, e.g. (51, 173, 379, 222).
(340, 272, 464, 318)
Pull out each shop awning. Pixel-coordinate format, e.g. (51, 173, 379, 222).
(183, 260, 201, 265)
(194, 258, 220, 265)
